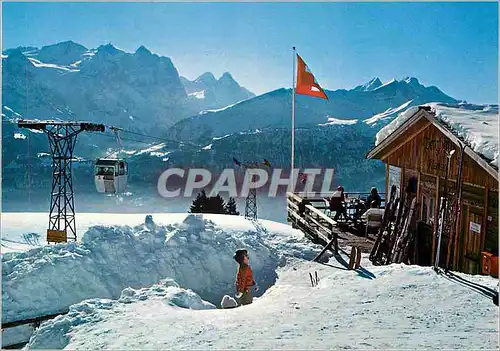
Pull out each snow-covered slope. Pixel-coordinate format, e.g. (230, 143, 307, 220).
(2, 213, 322, 325)
(170, 77, 458, 141)
(376, 103, 499, 167)
(27, 256, 498, 349)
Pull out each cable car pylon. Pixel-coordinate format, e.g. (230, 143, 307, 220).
(18, 120, 105, 243)
(233, 157, 271, 221)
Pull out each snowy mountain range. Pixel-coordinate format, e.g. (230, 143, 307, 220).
(2, 41, 254, 133)
(169, 76, 458, 141)
(2, 41, 463, 209)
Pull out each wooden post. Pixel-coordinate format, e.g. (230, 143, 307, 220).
(432, 176, 440, 263)
(417, 171, 422, 220)
(385, 163, 390, 197)
(481, 188, 489, 252)
(452, 145, 465, 270)
(331, 223, 338, 253)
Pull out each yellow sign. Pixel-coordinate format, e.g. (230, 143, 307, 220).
(47, 229, 67, 243)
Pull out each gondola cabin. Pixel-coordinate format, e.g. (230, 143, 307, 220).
(94, 158, 128, 194)
(367, 103, 498, 276)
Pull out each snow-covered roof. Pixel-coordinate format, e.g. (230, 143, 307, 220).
(376, 103, 499, 168)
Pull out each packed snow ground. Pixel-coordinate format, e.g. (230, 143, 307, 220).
(2, 213, 322, 325)
(2, 213, 498, 349)
(27, 258, 498, 350)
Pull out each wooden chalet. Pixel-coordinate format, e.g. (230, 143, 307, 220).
(367, 105, 498, 275)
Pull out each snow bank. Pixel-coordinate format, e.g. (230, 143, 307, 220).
(27, 279, 214, 349)
(376, 103, 499, 167)
(26, 259, 499, 350)
(2, 214, 321, 324)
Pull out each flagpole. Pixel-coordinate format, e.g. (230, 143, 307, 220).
(291, 46, 296, 193)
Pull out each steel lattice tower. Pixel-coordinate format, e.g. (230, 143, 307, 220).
(245, 188, 258, 220)
(18, 120, 105, 242)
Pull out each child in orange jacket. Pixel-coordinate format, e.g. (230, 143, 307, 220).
(233, 249, 258, 305)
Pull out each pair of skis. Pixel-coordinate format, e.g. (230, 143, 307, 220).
(391, 197, 418, 263)
(370, 184, 419, 265)
(370, 185, 398, 265)
(309, 271, 320, 287)
(348, 246, 362, 270)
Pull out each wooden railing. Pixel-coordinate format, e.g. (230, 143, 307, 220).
(293, 192, 386, 207)
(286, 192, 338, 252)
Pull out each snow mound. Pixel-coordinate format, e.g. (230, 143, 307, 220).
(27, 280, 214, 349)
(117, 278, 215, 309)
(376, 103, 499, 167)
(2, 214, 321, 324)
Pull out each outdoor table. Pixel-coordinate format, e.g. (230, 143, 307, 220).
(344, 197, 366, 224)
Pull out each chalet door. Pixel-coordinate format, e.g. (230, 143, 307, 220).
(462, 206, 483, 274)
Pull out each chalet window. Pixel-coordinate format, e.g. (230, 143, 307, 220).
(388, 166, 401, 198)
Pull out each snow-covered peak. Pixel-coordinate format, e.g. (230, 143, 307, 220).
(372, 78, 397, 91)
(194, 72, 217, 86)
(37, 41, 88, 65)
(40, 40, 87, 52)
(135, 45, 152, 55)
(353, 77, 383, 91)
(96, 43, 123, 56)
(219, 72, 236, 82)
(404, 76, 420, 86)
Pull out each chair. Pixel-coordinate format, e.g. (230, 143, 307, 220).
(323, 198, 332, 217)
(365, 211, 384, 237)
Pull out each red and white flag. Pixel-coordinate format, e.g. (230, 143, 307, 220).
(295, 54, 328, 100)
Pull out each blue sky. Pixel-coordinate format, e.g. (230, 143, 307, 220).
(3, 2, 498, 103)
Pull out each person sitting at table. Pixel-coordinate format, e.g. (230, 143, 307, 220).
(366, 187, 382, 209)
(329, 186, 348, 221)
